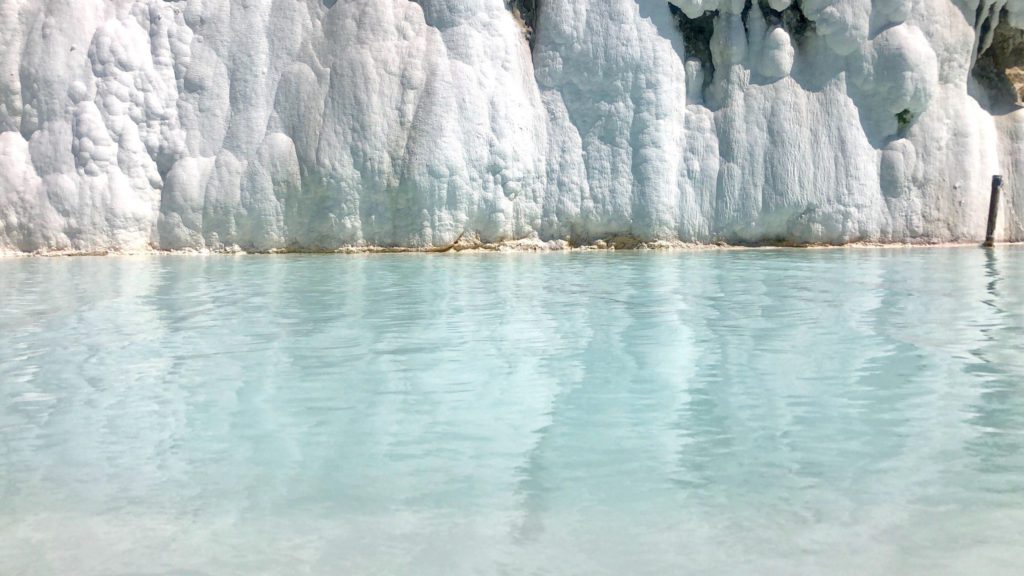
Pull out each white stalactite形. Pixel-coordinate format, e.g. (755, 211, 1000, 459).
(1, 0, 1023, 252)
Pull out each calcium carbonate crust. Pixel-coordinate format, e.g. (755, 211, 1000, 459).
(1, 0, 1023, 254)
(2, 237, 1008, 259)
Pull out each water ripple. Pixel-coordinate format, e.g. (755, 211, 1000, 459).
(1, 247, 1022, 575)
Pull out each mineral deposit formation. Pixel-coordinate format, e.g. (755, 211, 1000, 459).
(2, 0, 1023, 252)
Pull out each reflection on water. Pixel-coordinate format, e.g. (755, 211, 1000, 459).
(1, 247, 1023, 575)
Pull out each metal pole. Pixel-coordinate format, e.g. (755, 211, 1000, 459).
(984, 175, 1002, 247)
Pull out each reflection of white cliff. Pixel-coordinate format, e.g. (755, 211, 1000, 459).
(1, 0, 1022, 253)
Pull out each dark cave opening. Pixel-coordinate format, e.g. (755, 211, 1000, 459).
(972, 8, 1024, 112)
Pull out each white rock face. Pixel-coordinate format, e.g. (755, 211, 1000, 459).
(1, 0, 1023, 252)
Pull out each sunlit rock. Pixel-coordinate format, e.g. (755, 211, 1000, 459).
(1, 0, 1023, 252)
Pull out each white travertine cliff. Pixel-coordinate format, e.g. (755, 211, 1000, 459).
(1, 0, 1023, 252)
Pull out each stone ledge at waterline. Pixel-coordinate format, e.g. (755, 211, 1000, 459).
(2, 0, 1023, 254)
(3, 238, 1020, 258)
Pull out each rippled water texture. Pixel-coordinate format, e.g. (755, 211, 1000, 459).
(2, 248, 1023, 575)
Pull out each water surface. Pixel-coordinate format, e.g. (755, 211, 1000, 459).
(2, 247, 1023, 575)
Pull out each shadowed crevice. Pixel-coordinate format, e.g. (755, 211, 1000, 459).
(669, 5, 717, 90)
(670, 1, 814, 94)
(506, 0, 538, 49)
(972, 8, 1024, 114)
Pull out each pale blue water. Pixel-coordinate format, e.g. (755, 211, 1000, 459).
(1, 247, 1023, 575)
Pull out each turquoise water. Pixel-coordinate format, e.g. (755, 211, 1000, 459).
(1, 247, 1023, 575)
